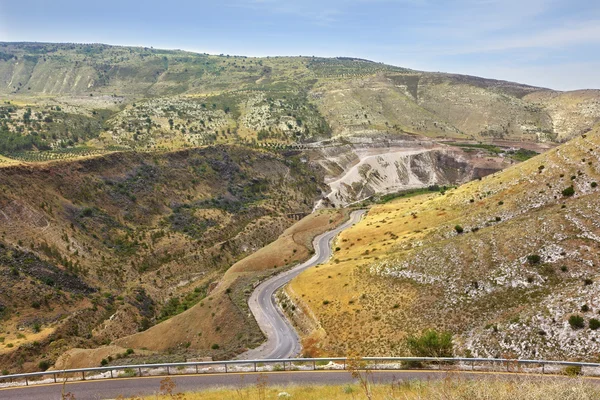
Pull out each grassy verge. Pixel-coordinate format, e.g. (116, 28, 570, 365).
(143, 375, 600, 399)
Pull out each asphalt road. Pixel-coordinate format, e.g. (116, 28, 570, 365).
(239, 209, 366, 360)
(0, 369, 585, 400)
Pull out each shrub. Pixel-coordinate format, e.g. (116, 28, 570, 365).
(38, 360, 50, 371)
(569, 314, 585, 330)
(584, 278, 594, 286)
(562, 186, 575, 197)
(590, 319, 600, 330)
(564, 365, 582, 376)
(211, 343, 220, 350)
(454, 225, 464, 234)
(125, 348, 134, 355)
(592, 182, 598, 188)
(323, 300, 330, 305)
(100, 358, 108, 366)
(526, 254, 541, 265)
(406, 329, 453, 357)
(581, 304, 590, 312)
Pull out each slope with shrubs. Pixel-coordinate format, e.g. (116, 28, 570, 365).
(288, 127, 600, 360)
(0, 144, 323, 372)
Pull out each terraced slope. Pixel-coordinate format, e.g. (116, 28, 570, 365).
(287, 129, 600, 360)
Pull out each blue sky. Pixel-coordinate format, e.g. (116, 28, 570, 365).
(1, 0, 599, 90)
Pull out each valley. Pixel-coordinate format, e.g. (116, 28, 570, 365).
(0, 42, 600, 374)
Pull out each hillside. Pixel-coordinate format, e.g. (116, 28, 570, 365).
(1, 42, 599, 162)
(0, 145, 324, 372)
(287, 128, 600, 361)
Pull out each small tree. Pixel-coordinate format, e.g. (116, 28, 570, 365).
(590, 318, 600, 330)
(454, 225, 464, 234)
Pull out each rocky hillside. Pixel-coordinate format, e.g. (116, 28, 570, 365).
(0, 145, 322, 372)
(288, 128, 600, 361)
(0, 42, 599, 160)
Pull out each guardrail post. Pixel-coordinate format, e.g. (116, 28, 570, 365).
(53, 373, 57, 383)
(25, 377, 28, 386)
(167, 366, 170, 375)
(195, 365, 199, 374)
(225, 364, 228, 373)
(283, 362, 286, 371)
(343, 360, 346, 370)
(471, 361, 474, 371)
(82, 371, 85, 381)
(254, 362, 257, 373)
(138, 367, 142, 377)
(542, 363, 545, 374)
(313, 360, 316, 370)
(110, 370, 113, 378)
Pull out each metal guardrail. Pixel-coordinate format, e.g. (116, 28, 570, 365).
(1, 357, 598, 387)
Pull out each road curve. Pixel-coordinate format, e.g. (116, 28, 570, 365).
(238, 209, 366, 360)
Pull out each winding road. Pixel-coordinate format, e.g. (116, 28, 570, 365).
(238, 209, 366, 360)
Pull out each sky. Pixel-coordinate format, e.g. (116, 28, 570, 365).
(1, 0, 599, 90)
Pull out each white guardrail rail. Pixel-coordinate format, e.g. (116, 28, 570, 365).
(1, 357, 599, 387)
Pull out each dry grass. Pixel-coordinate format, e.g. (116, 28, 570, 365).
(142, 376, 600, 400)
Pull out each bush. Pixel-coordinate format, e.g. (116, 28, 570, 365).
(569, 314, 585, 330)
(591, 182, 598, 188)
(38, 360, 51, 371)
(590, 319, 600, 330)
(454, 225, 464, 234)
(526, 255, 541, 265)
(125, 348, 134, 355)
(323, 300, 330, 305)
(581, 304, 590, 312)
(211, 343, 220, 350)
(100, 358, 108, 366)
(562, 186, 575, 197)
(564, 365, 582, 376)
(406, 329, 453, 357)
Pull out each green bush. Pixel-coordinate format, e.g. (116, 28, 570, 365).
(454, 225, 464, 234)
(38, 360, 51, 371)
(564, 365, 582, 376)
(100, 358, 108, 366)
(526, 254, 541, 265)
(211, 343, 220, 350)
(125, 348, 134, 355)
(590, 319, 600, 330)
(406, 329, 453, 357)
(562, 186, 575, 197)
(568, 314, 585, 330)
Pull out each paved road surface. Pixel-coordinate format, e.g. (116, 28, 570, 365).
(238, 209, 366, 359)
(1, 369, 585, 400)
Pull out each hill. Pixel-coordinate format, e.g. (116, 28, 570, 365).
(287, 128, 600, 361)
(0, 42, 599, 162)
(0, 145, 324, 372)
